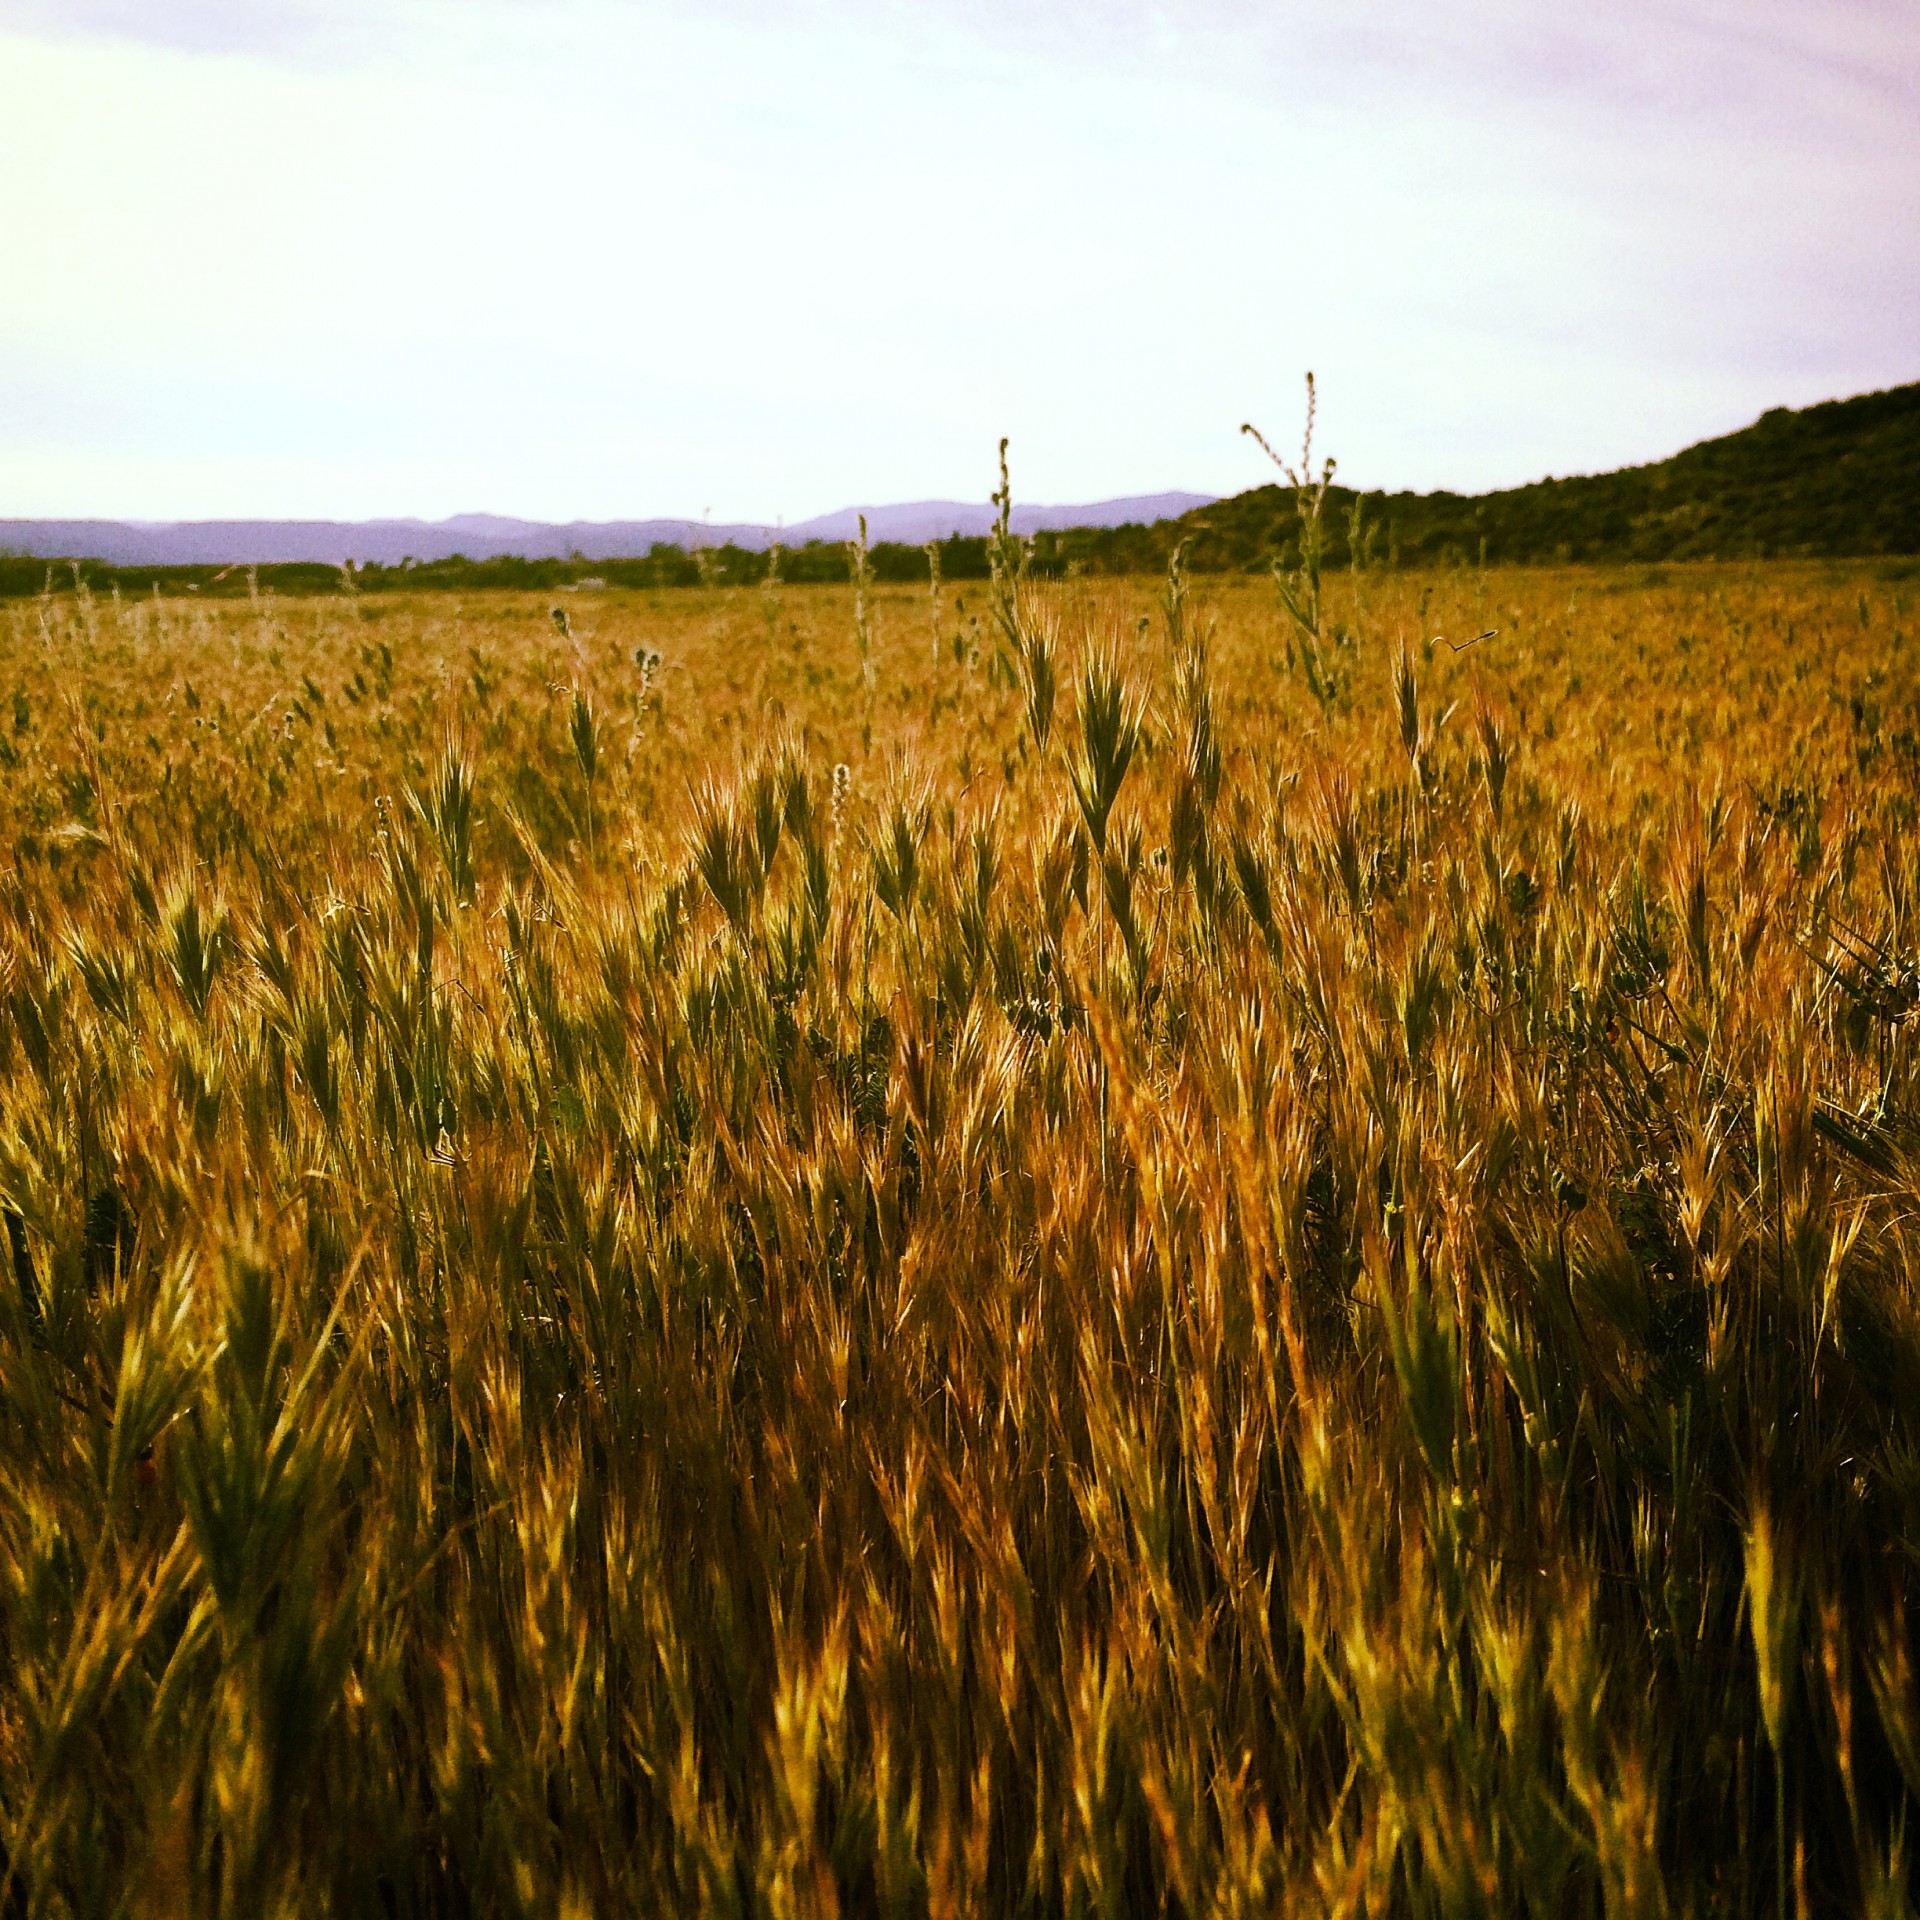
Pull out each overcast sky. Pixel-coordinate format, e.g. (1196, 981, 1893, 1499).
(1, 0, 1915, 522)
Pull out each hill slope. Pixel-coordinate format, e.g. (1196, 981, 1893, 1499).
(1165, 381, 1920, 572)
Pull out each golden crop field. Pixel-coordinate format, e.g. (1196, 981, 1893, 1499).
(2, 549, 1919, 1914)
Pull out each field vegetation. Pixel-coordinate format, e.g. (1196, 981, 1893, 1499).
(2, 494, 1920, 1912)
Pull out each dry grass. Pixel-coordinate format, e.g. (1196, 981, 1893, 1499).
(1, 556, 1918, 1914)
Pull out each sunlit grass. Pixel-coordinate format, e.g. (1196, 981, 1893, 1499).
(1, 552, 1917, 1913)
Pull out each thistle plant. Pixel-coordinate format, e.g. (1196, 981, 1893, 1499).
(988, 435, 1025, 664)
(1244, 371, 1351, 717)
(627, 646, 662, 761)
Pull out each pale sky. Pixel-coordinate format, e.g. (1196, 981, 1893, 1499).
(1, 0, 1915, 522)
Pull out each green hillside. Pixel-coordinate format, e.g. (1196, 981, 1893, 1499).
(1166, 380, 1920, 572)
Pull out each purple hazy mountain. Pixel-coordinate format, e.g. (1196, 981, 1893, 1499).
(0, 493, 1217, 568)
(788, 495, 1216, 545)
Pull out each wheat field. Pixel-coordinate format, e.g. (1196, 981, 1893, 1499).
(2, 548, 1918, 1914)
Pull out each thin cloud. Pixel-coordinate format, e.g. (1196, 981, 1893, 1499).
(0, 0, 1912, 517)
(0, 0, 372, 59)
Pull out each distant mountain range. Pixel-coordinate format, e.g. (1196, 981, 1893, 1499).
(4, 380, 1914, 583)
(0, 494, 1217, 568)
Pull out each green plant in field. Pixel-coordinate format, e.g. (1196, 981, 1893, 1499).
(161, 875, 227, 1020)
(410, 740, 478, 904)
(1066, 643, 1141, 859)
(568, 684, 600, 855)
(863, 763, 931, 926)
(1161, 543, 1225, 914)
(988, 439, 1056, 755)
